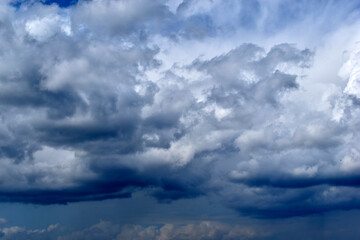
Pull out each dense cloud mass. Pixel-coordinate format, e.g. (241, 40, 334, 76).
(0, 0, 360, 219)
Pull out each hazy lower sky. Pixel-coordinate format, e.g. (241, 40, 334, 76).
(0, 0, 360, 239)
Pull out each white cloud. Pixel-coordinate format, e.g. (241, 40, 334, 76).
(25, 14, 71, 41)
(340, 43, 360, 98)
(0, 0, 359, 218)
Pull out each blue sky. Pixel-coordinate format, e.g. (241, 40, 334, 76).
(12, 0, 78, 7)
(0, 0, 360, 239)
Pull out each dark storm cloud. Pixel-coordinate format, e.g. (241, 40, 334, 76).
(0, 0, 359, 220)
(226, 185, 360, 218)
(230, 174, 360, 188)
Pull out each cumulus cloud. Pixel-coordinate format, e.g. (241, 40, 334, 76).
(0, 220, 265, 240)
(57, 221, 260, 240)
(0, 0, 359, 219)
(0, 220, 255, 240)
(0, 222, 59, 240)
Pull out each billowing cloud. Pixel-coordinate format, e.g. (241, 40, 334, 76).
(0, 0, 359, 219)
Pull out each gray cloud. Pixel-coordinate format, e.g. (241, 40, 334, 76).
(0, 220, 262, 240)
(0, 0, 359, 219)
(57, 221, 260, 240)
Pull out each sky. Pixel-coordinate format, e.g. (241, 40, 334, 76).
(0, 0, 360, 239)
